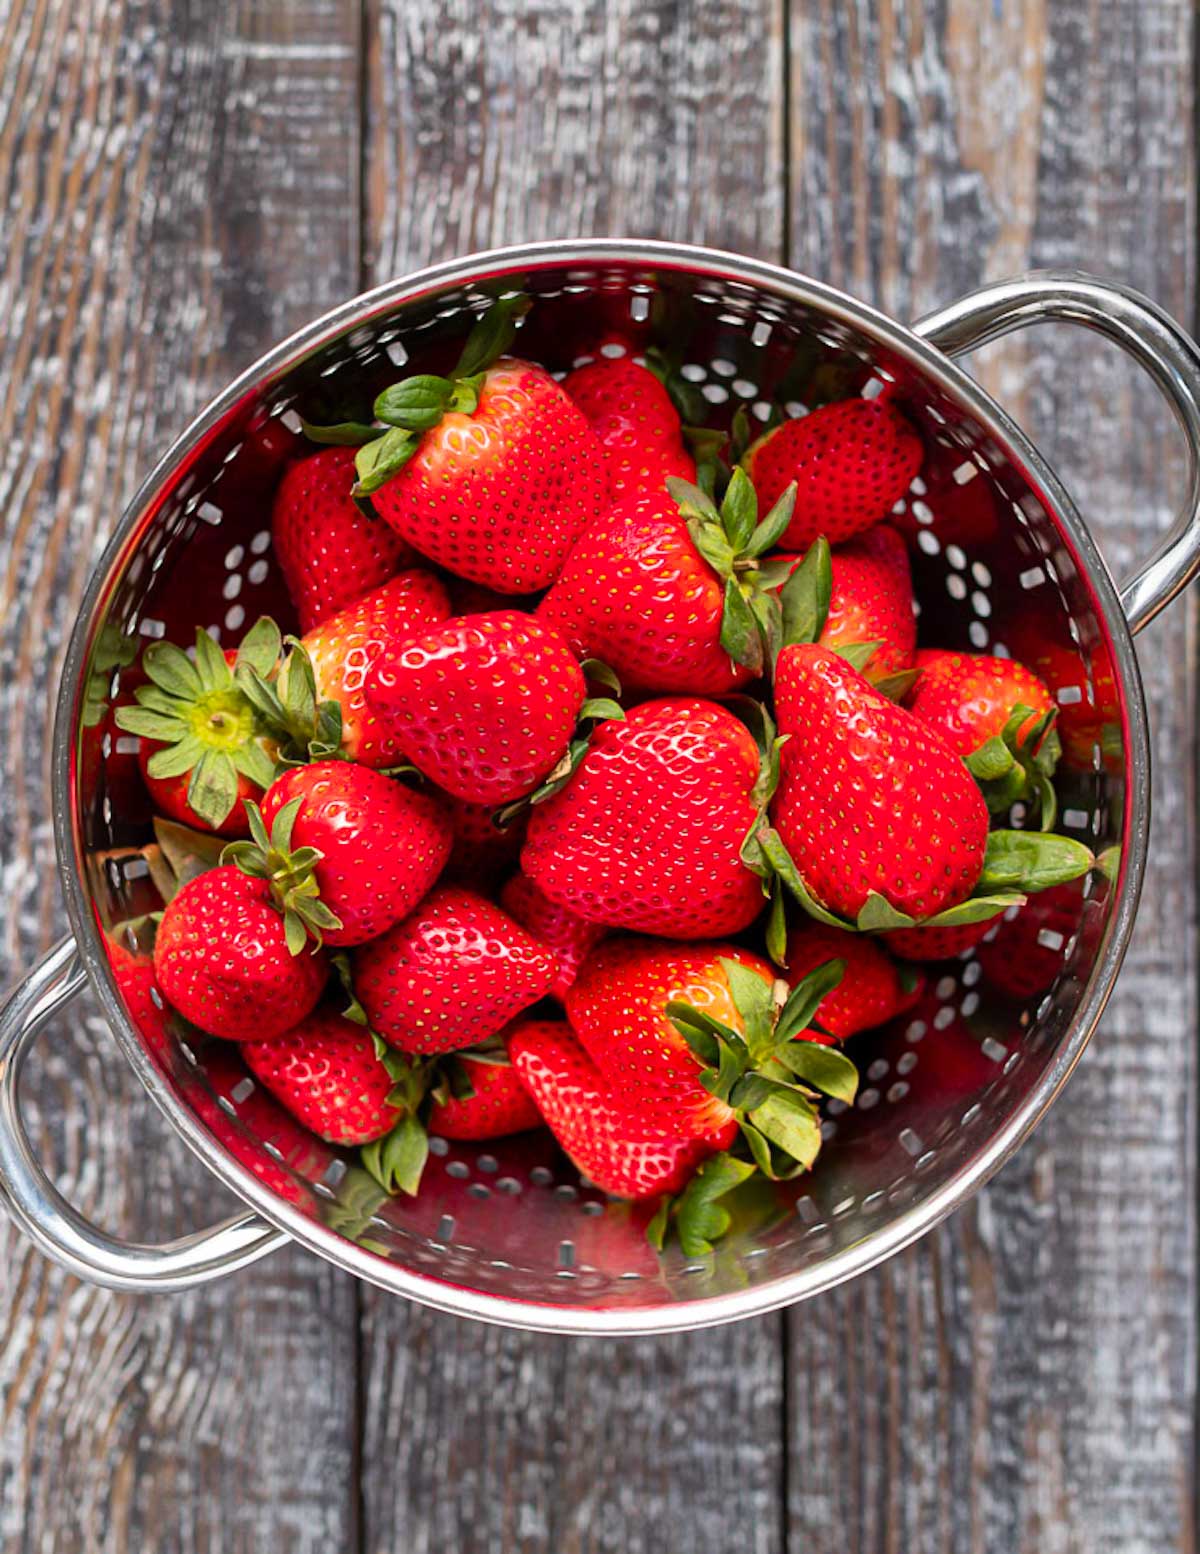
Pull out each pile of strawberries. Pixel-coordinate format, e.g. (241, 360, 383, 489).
(107, 298, 1094, 1253)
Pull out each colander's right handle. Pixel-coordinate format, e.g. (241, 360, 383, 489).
(0, 937, 288, 1292)
(914, 270, 1200, 635)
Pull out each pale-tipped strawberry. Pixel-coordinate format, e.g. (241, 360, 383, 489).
(521, 697, 767, 940)
(315, 300, 608, 593)
(742, 397, 924, 549)
(272, 446, 416, 632)
(784, 923, 923, 1039)
(567, 939, 858, 1185)
(237, 570, 450, 769)
(115, 619, 282, 835)
(563, 354, 696, 499)
(226, 761, 451, 948)
(354, 885, 557, 1055)
(427, 1041, 543, 1140)
(153, 865, 327, 1040)
(537, 469, 797, 692)
(508, 1020, 732, 1200)
(364, 611, 592, 805)
(906, 648, 1061, 824)
(499, 872, 607, 1002)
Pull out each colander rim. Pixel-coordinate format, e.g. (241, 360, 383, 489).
(50, 238, 1149, 1333)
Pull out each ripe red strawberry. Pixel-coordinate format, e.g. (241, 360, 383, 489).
(743, 398, 923, 549)
(296, 570, 450, 766)
(272, 446, 417, 632)
(499, 872, 607, 1001)
(882, 918, 999, 962)
(354, 885, 556, 1055)
(427, 1047, 543, 1140)
(444, 797, 527, 889)
(242, 1007, 401, 1146)
(194, 1046, 330, 1209)
(116, 624, 281, 835)
(153, 866, 327, 1040)
(1003, 623, 1120, 774)
(563, 355, 696, 499)
(784, 923, 923, 1039)
(906, 649, 1055, 757)
(521, 698, 764, 939)
(821, 523, 915, 675)
(507, 1020, 728, 1198)
(365, 611, 587, 805)
(107, 937, 173, 1060)
(771, 644, 989, 921)
(976, 882, 1085, 999)
(253, 761, 451, 946)
(890, 458, 1001, 552)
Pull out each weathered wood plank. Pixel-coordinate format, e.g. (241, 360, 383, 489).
(359, 5, 788, 1552)
(787, 3, 1196, 1551)
(0, 3, 362, 1550)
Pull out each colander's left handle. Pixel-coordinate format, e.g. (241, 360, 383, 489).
(0, 937, 288, 1292)
(914, 270, 1200, 635)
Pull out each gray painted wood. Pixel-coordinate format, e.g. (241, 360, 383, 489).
(787, 3, 1197, 1551)
(0, 3, 361, 1550)
(358, 5, 788, 1553)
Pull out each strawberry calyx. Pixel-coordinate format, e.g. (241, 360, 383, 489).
(82, 622, 137, 730)
(667, 956, 858, 1190)
(964, 703, 1063, 829)
(221, 797, 343, 954)
(235, 634, 344, 765)
(492, 658, 625, 828)
(114, 619, 282, 829)
(824, 641, 920, 701)
(300, 297, 531, 497)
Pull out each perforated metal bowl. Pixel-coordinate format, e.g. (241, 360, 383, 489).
(3, 241, 1199, 1334)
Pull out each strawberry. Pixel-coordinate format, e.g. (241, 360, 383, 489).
(537, 469, 797, 692)
(337, 301, 607, 593)
(364, 611, 588, 805)
(976, 882, 1085, 999)
(242, 1007, 402, 1146)
(354, 885, 556, 1055)
(784, 923, 923, 1039)
(194, 1046, 329, 1209)
(271, 446, 416, 632)
(566, 938, 857, 1180)
(153, 866, 327, 1040)
(819, 523, 916, 677)
(1002, 622, 1121, 775)
(882, 918, 999, 962)
(241, 571, 450, 769)
(507, 1020, 728, 1199)
(563, 354, 696, 499)
(106, 936, 173, 1060)
(444, 797, 527, 889)
(767, 644, 989, 923)
(742, 397, 923, 550)
(499, 872, 607, 1001)
(427, 1045, 543, 1140)
(116, 620, 282, 834)
(237, 761, 452, 947)
(521, 698, 765, 939)
(889, 458, 1001, 553)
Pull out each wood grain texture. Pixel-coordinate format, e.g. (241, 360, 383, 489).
(359, 6, 788, 1553)
(788, 3, 1197, 1552)
(0, 3, 362, 1550)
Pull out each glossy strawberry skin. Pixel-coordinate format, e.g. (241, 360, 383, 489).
(773, 644, 989, 921)
(107, 939, 173, 1060)
(521, 698, 764, 939)
(563, 355, 696, 500)
(822, 523, 916, 674)
(154, 867, 327, 1041)
(508, 1020, 730, 1199)
(882, 919, 997, 962)
(443, 797, 527, 890)
(272, 446, 416, 633)
(537, 492, 753, 695)
(354, 885, 557, 1056)
(427, 1052, 543, 1140)
(906, 648, 1055, 757)
(243, 1008, 398, 1146)
(370, 359, 608, 593)
(566, 938, 773, 1139)
(499, 872, 607, 1002)
(744, 398, 923, 549)
(365, 611, 586, 805)
(301, 569, 450, 767)
(260, 761, 452, 946)
(785, 923, 923, 1039)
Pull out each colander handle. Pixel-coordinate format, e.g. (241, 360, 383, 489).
(914, 270, 1200, 634)
(0, 937, 288, 1291)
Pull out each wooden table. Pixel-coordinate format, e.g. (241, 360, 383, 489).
(0, 3, 1194, 1549)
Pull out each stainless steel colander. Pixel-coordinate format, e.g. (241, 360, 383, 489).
(2, 241, 1198, 1335)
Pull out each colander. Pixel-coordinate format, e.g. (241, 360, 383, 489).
(2, 240, 1198, 1336)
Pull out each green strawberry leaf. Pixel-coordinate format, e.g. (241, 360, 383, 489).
(331, 951, 369, 1025)
(362, 1113, 430, 1198)
(354, 426, 422, 496)
(978, 830, 1094, 894)
(743, 483, 797, 558)
(778, 536, 832, 652)
(149, 817, 227, 899)
(871, 666, 921, 702)
(374, 374, 456, 431)
(299, 417, 378, 447)
(919, 892, 1024, 928)
(771, 1040, 858, 1103)
(234, 616, 283, 680)
(452, 294, 531, 379)
(686, 516, 737, 577)
(855, 892, 915, 932)
(231, 740, 279, 790)
(965, 736, 1015, 782)
(833, 640, 882, 673)
(145, 733, 206, 780)
(645, 1195, 673, 1252)
(580, 658, 622, 696)
(114, 706, 186, 742)
(730, 405, 754, 463)
(774, 958, 845, 1044)
(746, 1090, 822, 1175)
(578, 697, 624, 723)
(187, 748, 240, 830)
(142, 640, 202, 699)
(719, 467, 758, 551)
(720, 577, 765, 672)
(667, 475, 722, 526)
(673, 1153, 758, 1257)
(193, 627, 232, 688)
(754, 826, 854, 930)
(765, 880, 789, 968)
(1096, 844, 1121, 884)
(718, 957, 775, 1055)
